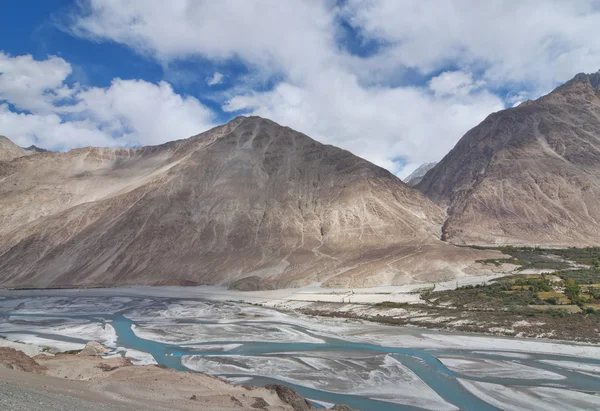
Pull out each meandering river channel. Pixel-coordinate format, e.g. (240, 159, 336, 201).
(1, 289, 600, 410)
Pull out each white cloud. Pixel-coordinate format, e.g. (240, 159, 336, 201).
(72, 79, 215, 145)
(0, 53, 215, 150)
(206, 72, 224, 86)
(45, 1, 600, 175)
(429, 71, 484, 97)
(0, 103, 117, 150)
(343, 0, 600, 92)
(505, 91, 532, 107)
(0, 52, 75, 113)
(68, 0, 338, 78)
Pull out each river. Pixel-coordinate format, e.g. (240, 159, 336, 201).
(1, 289, 600, 410)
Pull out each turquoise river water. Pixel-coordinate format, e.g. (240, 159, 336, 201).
(1, 290, 599, 410)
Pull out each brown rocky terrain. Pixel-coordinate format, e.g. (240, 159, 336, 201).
(0, 136, 29, 162)
(0, 347, 47, 373)
(418, 71, 600, 247)
(0, 343, 348, 410)
(0, 116, 499, 290)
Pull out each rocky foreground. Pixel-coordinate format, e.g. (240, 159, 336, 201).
(0, 342, 355, 411)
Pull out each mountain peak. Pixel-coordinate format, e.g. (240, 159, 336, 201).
(0, 135, 28, 162)
(24, 145, 50, 153)
(223, 115, 280, 133)
(404, 162, 438, 186)
(235, 115, 279, 127)
(565, 70, 600, 91)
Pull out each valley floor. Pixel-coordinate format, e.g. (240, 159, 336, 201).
(2, 278, 599, 344)
(5, 247, 598, 346)
(2, 288, 600, 411)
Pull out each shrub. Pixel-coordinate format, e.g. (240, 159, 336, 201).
(375, 301, 410, 309)
(549, 309, 567, 318)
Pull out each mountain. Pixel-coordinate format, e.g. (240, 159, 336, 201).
(417, 71, 600, 247)
(23, 145, 51, 154)
(404, 162, 437, 186)
(0, 137, 49, 162)
(0, 136, 28, 161)
(0, 116, 497, 289)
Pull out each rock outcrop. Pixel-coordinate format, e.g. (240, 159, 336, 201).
(264, 384, 314, 410)
(79, 341, 109, 356)
(0, 347, 46, 373)
(418, 71, 600, 247)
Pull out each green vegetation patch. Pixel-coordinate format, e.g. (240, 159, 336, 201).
(421, 280, 545, 310)
(60, 349, 83, 355)
(472, 246, 600, 308)
(354, 247, 600, 343)
(557, 269, 600, 285)
(529, 305, 582, 314)
(374, 301, 411, 309)
(473, 246, 600, 272)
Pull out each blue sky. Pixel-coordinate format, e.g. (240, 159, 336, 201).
(1, 0, 600, 177)
(1, 1, 219, 114)
(2, 2, 157, 85)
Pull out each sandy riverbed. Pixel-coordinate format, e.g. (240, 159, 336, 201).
(2, 288, 600, 411)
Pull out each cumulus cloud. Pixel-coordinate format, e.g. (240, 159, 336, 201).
(505, 91, 531, 107)
(429, 71, 485, 97)
(72, 79, 215, 145)
(0, 104, 117, 150)
(0, 52, 75, 113)
(0, 52, 215, 150)
(37, 1, 600, 174)
(343, 0, 600, 92)
(68, 0, 337, 77)
(206, 72, 224, 86)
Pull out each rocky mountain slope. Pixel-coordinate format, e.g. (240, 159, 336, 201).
(405, 162, 437, 186)
(0, 116, 497, 289)
(417, 71, 600, 247)
(0, 136, 29, 162)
